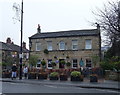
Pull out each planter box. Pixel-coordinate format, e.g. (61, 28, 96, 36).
(38, 73, 47, 79)
(28, 73, 37, 79)
(49, 76, 59, 80)
(71, 76, 83, 81)
(60, 75, 68, 81)
(90, 76, 98, 82)
(2, 73, 11, 78)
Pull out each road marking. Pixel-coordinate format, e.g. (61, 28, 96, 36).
(44, 85, 58, 88)
(95, 89, 119, 93)
(9, 82, 30, 86)
(44, 85, 85, 90)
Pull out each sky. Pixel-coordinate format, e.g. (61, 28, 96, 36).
(0, 0, 114, 49)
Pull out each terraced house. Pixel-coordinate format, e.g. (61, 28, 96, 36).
(1, 38, 29, 68)
(29, 24, 101, 69)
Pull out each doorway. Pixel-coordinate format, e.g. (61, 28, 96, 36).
(59, 59, 65, 68)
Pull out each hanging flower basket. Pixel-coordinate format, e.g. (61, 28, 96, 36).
(44, 49, 49, 54)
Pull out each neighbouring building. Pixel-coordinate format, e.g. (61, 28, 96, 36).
(0, 38, 29, 68)
(29, 24, 101, 69)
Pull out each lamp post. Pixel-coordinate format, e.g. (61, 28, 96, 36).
(19, 0, 23, 80)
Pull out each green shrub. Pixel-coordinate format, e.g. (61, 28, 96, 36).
(44, 49, 49, 54)
(41, 60, 46, 66)
(29, 55, 39, 66)
(100, 60, 120, 71)
(71, 71, 81, 77)
(51, 61, 56, 66)
(66, 62, 71, 67)
(60, 60, 66, 65)
(0, 63, 2, 66)
(50, 72, 59, 77)
(1, 62, 7, 66)
(100, 61, 114, 70)
(113, 61, 120, 71)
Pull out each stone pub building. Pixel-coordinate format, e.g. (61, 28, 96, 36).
(29, 24, 101, 69)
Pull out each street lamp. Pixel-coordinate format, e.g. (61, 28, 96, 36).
(12, 0, 23, 80)
(19, 0, 23, 80)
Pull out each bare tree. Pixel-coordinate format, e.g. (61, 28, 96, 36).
(93, 1, 120, 44)
(93, 1, 120, 56)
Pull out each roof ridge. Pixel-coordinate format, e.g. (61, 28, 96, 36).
(40, 29, 97, 34)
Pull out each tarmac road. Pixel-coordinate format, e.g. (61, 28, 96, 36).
(2, 82, 119, 94)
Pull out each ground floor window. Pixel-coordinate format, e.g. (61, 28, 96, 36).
(86, 59, 92, 68)
(72, 59, 78, 68)
(47, 59, 52, 69)
(36, 60, 41, 69)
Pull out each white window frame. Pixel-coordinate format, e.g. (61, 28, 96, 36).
(59, 41, 65, 50)
(47, 59, 52, 69)
(86, 59, 92, 68)
(47, 41, 52, 51)
(85, 39, 92, 49)
(72, 59, 78, 68)
(72, 40, 78, 50)
(36, 43, 41, 51)
(36, 60, 41, 69)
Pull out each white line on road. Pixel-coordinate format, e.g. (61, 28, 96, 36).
(94, 89, 119, 93)
(9, 82, 30, 86)
(44, 85, 58, 88)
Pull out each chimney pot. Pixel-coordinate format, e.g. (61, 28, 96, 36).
(22, 42, 26, 49)
(6, 37, 11, 44)
(37, 24, 41, 33)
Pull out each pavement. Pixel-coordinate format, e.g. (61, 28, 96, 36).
(0, 77, 120, 92)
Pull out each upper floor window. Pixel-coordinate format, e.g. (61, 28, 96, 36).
(47, 41, 52, 51)
(59, 41, 65, 50)
(36, 43, 41, 51)
(72, 40, 78, 50)
(85, 39, 92, 49)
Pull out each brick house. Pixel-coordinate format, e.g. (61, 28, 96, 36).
(29, 25, 101, 69)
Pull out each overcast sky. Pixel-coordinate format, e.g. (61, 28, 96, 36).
(0, 0, 114, 48)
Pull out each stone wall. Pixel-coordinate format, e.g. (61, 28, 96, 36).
(30, 35, 100, 68)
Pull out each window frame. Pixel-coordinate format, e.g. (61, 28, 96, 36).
(72, 59, 78, 68)
(85, 39, 92, 49)
(72, 40, 78, 50)
(47, 59, 52, 69)
(86, 59, 92, 68)
(47, 41, 52, 51)
(36, 60, 41, 69)
(59, 41, 65, 50)
(36, 42, 41, 51)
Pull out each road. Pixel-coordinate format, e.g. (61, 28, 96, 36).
(1, 82, 119, 94)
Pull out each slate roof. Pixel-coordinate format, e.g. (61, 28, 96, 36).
(0, 42, 12, 51)
(0, 41, 29, 53)
(29, 29, 99, 39)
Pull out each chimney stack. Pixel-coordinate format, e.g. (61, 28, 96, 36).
(6, 37, 11, 44)
(37, 24, 41, 33)
(22, 42, 26, 49)
(95, 22, 100, 30)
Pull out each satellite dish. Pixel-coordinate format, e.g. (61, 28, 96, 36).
(12, 2, 20, 23)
